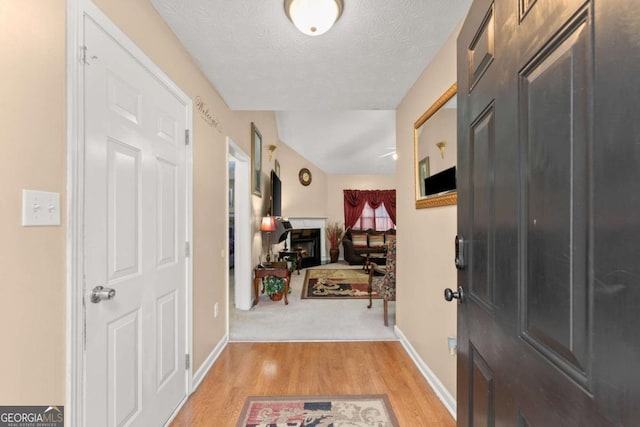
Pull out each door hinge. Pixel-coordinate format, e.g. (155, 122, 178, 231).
(79, 45, 97, 65)
(185, 129, 190, 146)
(185, 354, 190, 370)
(185, 241, 190, 257)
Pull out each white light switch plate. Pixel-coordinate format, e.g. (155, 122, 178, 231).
(22, 190, 61, 226)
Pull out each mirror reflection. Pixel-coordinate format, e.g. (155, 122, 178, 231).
(414, 83, 458, 208)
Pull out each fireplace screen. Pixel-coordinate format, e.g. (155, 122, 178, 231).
(290, 228, 321, 268)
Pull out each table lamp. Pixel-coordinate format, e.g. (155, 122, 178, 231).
(260, 215, 276, 264)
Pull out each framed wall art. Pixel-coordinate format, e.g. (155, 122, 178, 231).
(251, 122, 262, 197)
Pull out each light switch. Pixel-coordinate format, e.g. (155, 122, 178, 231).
(22, 190, 61, 226)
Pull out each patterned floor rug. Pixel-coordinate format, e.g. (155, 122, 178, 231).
(236, 395, 399, 427)
(301, 268, 380, 300)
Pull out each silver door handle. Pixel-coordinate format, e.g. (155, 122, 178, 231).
(91, 286, 116, 303)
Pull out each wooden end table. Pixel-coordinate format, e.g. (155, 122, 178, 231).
(361, 251, 387, 273)
(253, 265, 291, 306)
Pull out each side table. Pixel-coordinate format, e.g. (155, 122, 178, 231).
(361, 251, 387, 273)
(253, 265, 291, 306)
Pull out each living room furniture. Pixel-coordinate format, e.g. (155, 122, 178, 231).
(253, 264, 291, 306)
(342, 228, 396, 265)
(361, 251, 386, 273)
(278, 250, 303, 275)
(367, 240, 396, 326)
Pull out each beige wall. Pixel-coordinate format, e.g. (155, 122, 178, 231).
(273, 140, 328, 219)
(0, 0, 67, 404)
(396, 26, 460, 397)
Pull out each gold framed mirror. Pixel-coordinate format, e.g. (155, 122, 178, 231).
(414, 83, 457, 208)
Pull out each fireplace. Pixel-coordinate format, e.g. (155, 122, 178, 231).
(290, 228, 321, 268)
(287, 217, 327, 264)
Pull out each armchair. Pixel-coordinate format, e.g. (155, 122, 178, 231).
(367, 240, 396, 326)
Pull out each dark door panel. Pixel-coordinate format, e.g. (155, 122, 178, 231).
(469, 103, 496, 310)
(519, 7, 591, 386)
(456, 0, 639, 424)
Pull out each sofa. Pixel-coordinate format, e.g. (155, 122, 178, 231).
(341, 228, 396, 265)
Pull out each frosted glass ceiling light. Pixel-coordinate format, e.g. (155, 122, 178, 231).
(284, 0, 343, 36)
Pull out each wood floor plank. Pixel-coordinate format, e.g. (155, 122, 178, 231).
(170, 341, 455, 427)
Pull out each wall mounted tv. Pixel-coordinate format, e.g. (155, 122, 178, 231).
(424, 166, 456, 196)
(270, 170, 282, 217)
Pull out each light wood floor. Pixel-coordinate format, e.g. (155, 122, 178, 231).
(170, 341, 455, 426)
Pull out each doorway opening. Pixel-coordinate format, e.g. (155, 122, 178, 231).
(227, 139, 252, 312)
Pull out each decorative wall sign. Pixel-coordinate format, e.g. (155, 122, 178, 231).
(195, 96, 222, 132)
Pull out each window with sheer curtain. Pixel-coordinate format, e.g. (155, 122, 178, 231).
(352, 202, 395, 231)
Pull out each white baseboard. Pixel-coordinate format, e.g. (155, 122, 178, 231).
(192, 334, 229, 392)
(164, 334, 228, 426)
(394, 326, 456, 420)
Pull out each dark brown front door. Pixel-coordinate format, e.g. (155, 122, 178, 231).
(454, 0, 640, 425)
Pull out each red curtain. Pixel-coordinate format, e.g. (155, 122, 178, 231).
(379, 190, 396, 225)
(343, 190, 367, 229)
(343, 189, 396, 228)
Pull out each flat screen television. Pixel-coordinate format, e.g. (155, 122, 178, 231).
(424, 166, 456, 196)
(270, 170, 282, 217)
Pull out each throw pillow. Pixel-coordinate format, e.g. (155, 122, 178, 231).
(351, 232, 368, 248)
(384, 233, 396, 244)
(368, 234, 385, 248)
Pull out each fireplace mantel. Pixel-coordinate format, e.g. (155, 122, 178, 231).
(287, 217, 327, 264)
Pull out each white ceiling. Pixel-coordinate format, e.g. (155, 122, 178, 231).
(151, 0, 472, 174)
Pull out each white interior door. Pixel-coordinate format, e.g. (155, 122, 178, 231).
(83, 15, 187, 427)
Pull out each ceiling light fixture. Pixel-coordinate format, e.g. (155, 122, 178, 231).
(284, 0, 344, 36)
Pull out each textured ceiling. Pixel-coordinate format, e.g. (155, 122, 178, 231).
(151, 0, 472, 174)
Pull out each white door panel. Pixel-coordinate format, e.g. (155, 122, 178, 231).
(84, 15, 187, 427)
(108, 309, 142, 427)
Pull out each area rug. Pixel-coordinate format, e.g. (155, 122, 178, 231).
(302, 269, 379, 300)
(236, 395, 399, 427)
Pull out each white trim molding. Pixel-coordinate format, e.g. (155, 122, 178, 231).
(287, 217, 328, 263)
(395, 325, 457, 419)
(192, 335, 229, 391)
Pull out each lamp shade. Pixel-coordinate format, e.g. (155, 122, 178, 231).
(285, 0, 343, 36)
(260, 216, 276, 232)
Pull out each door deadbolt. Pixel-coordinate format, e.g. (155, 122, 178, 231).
(455, 235, 465, 270)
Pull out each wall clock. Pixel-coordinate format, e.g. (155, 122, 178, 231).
(298, 168, 312, 186)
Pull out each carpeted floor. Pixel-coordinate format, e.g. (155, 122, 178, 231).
(302, 268, 379, 299)
(229, 263, 397, 341)
(236, 395, 399, 427)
